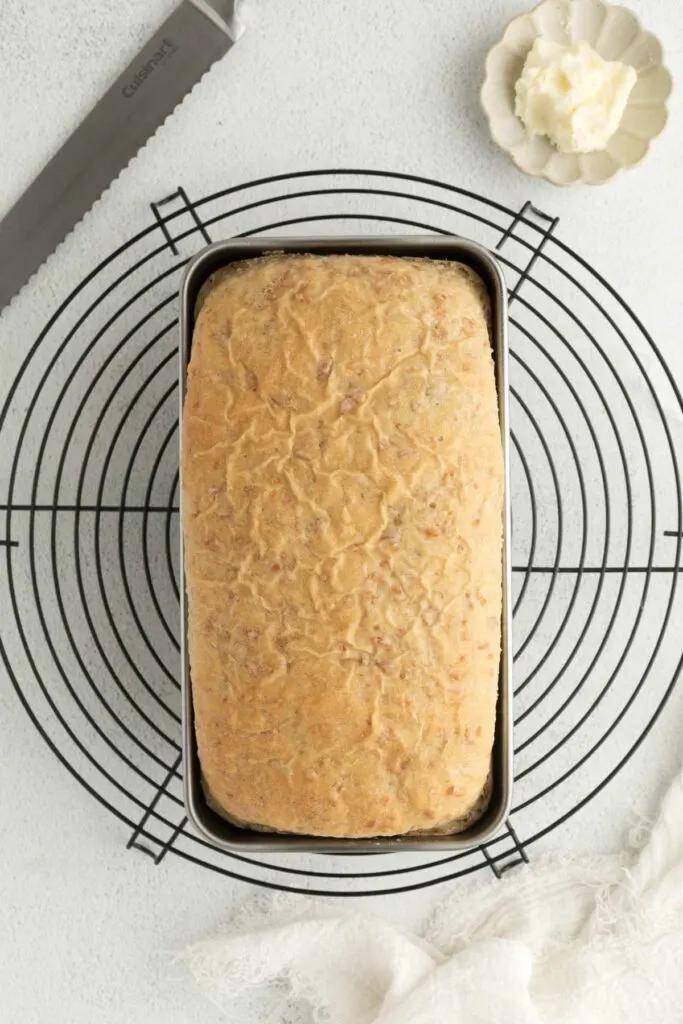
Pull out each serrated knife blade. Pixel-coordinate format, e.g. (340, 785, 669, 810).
(0, 0, 242, 312)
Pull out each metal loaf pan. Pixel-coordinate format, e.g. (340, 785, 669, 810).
(179, 235, 512, 853)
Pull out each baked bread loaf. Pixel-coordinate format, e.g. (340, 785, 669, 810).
(182, 253, 503, 838)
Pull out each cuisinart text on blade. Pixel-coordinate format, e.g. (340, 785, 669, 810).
(0, 0, 243, 312)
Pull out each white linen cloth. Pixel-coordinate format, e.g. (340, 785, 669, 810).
(181, 768, 683, 1023)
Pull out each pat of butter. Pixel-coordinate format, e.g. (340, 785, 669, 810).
(515, 38, 637, 153)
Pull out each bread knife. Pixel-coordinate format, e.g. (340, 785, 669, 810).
(0, 0, 243, 312)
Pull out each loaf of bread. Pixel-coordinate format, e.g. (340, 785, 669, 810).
(182, 253, 503, 838)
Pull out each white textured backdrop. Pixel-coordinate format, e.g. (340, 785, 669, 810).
(1, 1, 682, 1021)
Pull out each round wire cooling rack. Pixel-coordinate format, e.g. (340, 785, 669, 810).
(1, 169, 682, 896)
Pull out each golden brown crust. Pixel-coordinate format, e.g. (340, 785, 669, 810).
(182, 254, 503, 838)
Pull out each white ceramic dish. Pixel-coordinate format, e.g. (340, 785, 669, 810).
(481, 0, 672, 186)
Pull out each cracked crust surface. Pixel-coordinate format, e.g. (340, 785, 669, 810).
(182, 254, 503, 838)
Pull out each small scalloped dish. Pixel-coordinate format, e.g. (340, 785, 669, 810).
(481, 0, 672, 185)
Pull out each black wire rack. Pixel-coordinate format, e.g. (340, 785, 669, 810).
(1, 169, 682, 896)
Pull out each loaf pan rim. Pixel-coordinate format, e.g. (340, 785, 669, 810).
(179, 235, 513, 854)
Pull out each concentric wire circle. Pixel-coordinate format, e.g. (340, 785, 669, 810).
(1, 169, 682, 895)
